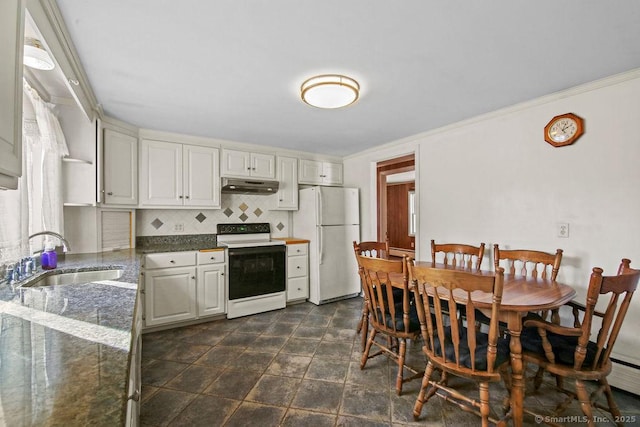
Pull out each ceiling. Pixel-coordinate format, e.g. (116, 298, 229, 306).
(40, 1, 640, 157)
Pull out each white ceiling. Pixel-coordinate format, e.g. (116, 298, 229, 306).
(49, 0, 640, 157)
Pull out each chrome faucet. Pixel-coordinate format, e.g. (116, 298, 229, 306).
(28, 231, 71, 253)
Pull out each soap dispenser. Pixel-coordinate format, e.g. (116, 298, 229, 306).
(41, 242, 57, 270)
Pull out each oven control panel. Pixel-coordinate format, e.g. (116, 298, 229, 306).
(217, 223, 271, 235)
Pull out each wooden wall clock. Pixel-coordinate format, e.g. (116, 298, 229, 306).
(544, 113, 584, 147)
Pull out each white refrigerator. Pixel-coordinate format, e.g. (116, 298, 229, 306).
(293, 186, 361, 305)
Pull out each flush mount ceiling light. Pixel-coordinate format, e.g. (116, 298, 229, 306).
(301, 74, 360, 109)
(24, 37, 55, 70)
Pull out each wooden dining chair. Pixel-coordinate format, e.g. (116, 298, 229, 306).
(358, 254, 423, 395)
(493, 244, 563, 316)
(518, 258, 640, 427)
(353, 240, 391, 351)
(493, 245, 563, 280)
(431, 240, 486, 270)
(432, 240, 486, 327)
(409, 262, 511, 426)
(491, 244, 565, 385)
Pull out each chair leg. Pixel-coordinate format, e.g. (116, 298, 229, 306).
(479, 381, 490, 427)
(395, 338, 407, 395)
(575, 379, 595, 427)
(413, 361, 435, 421)
(499, 365, 512, 415)
(360, 328, 376, 369)
(360, 313, 369, 352)
(599, 378, 623, 426)
(357, 302, 369, 351)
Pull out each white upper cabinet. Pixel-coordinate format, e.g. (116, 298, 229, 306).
(183, 144, 220, 207)
(273, 156, 298, 210)
(298, 159, 343, 186)
(221, 148, 275, 179)
(139, 138, 220, 208)
(103, 128, 138, 206)
(0, 0, 25, 190)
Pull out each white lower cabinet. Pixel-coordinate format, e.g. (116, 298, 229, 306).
(142, 249, 226, 328)
(197, 264, 225, 316)
(144, 265, 197, 327)
(286, 243, 309, 302)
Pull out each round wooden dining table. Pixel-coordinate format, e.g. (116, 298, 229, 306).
(403, 261, 577, 427)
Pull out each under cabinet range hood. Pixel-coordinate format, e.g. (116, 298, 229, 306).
(221, 177, 279, 194)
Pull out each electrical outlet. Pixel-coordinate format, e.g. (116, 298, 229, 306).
(557, 223, 569, 238)
(174, 223, 184, 232)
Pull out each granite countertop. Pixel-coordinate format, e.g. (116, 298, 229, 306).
(0, 249, 141, 426)
(0, 235, 226, 426)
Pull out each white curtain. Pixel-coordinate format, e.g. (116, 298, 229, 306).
(0, 80, 69, 265)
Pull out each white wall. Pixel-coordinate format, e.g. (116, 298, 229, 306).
(344, 70, 640, 372)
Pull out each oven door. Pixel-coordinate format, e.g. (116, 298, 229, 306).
(227, 245, 286, 300)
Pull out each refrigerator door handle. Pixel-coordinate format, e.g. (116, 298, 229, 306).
(317, 188, 323, 225)
(318, 228, 324, 264)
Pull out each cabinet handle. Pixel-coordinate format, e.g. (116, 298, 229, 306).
(191, 276, 195, 280)
(221, 272, 225, 276)
(296, 266, 301, 269)
(247, 167, 251, 170)
(185, 196, 190, 199)
(179, 195, 183, 199)
(210, 256, 216, 260)
(170, 260, 175, 263)
(107, 192, 113, 196)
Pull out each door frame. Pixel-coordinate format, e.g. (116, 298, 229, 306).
(376, 154, 415, 248)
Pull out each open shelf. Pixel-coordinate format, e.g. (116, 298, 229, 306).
(62, 157, 93, 165)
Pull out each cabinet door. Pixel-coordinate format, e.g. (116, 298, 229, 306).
(298, 159, 322, 185)
(323, 162, 343, 185)
(0, 0, 24, 189)
(144, 267, 197, 327)
(139, 139, 183, 206)
(221, 148, 251, 177)
(250, 153, 276, 179)
(184, 144, 220, 208)
(197, 264, 226, 317)
(104, 129, 138, 205)
(275, 156, 298, 210)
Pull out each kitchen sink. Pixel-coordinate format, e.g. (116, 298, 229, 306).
(21, 269, 124, 287)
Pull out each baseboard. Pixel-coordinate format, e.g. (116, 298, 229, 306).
(608, 359, 640, 396)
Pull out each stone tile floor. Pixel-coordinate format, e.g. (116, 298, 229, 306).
(141, 297, 640, 426)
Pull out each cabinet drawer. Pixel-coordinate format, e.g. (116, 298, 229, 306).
(197, 250, 225, 265)
(288, 243, 308, 256)
(145, 252, 196, 269)
(288, 276, 308, 301)
(287, 255, 308, 278)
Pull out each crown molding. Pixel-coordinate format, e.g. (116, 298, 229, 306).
(345, 67, 640, 161)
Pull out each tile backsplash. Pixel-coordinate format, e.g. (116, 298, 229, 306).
(136, 194, 290, 237)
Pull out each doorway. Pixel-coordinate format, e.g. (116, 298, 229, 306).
(376, 154, 415, 258)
